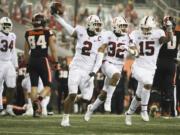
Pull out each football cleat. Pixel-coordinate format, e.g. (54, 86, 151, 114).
(23, 104, 33, 116)
(125, 112, 132, 126)
(84, 104, 93, 121)
(0, 109, 7, 116)
(6, 105, 16, 116)
(104, 102, 111, 112)
(61, 114, 70, 127)
(141, 111, 149, 122)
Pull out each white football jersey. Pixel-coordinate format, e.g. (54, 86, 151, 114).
(102, 31, 130, 65)
(0, 32, 16, 62)
(130, 28, 165, 70)
(70, 26, 103, 71)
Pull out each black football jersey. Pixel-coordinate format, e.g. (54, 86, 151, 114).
(25, 28, 53, 58)
(158, 31, 179, 59)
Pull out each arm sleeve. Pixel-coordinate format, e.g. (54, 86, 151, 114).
(11, 48, 18, 68)
(54, 14, 75, 35)
(92, 52, 104, 73)
(11, 35, 18, 68)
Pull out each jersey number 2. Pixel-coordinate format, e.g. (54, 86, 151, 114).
(81, 41, 92, 56)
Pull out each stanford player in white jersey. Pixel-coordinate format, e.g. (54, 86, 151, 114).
(125, 16, 173, 126)
(0, 17, 18, 113)
(84, 16, 138, 121)
(51, 2, 105, 126)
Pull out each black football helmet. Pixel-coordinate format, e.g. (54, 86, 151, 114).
(32, 13, 47, 28)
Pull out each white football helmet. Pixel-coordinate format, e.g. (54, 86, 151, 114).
(0, 17, 13, 34)
(111, 16, 128, 34)
(86, 15, 102, 34)
(140, 16, 156, 35)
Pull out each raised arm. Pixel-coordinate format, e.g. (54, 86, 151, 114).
(54, 14, 77, 38)
(159, 20, 173, 44)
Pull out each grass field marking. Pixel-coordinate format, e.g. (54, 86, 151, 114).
(0, 131, 156, 135)
(0, 118, 179, 128)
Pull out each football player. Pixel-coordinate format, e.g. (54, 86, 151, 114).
(84, 16, 138, 121)
(125, 16, 173, 125)
(151, 16, 178, 117)
(21, 74, 50, 116)
(51, 2, 105, 126)
(24, 13, 60, 117)
(0, 17, 18, 113)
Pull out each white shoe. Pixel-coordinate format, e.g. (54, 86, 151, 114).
(23, 104, 33, 116)
(125, 112, 132, 126)
(6, 105, 16, 116)
(141, 111, 149, 122)
(0, 110, 7, 116)
(61, 114, 70, 127)
(104, 102, 111, 112)
(84, 104, 93, 121)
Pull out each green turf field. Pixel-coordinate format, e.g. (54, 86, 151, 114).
(0, 115, 179, 135)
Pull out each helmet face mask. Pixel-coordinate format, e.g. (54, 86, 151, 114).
(112, 16, 128, 34)
(141, 27, 152, 35)
(86, 15, 102, 35)
(0, 17, 13, 34)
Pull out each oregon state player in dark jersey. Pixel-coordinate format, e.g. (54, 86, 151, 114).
(152, 16, 179, 117)
(24, 13, 59, 117)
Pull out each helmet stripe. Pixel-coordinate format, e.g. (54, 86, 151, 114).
(144, 16, 149, 25)
(122, 17, 127, 23)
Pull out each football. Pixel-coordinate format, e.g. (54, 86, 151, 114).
(50, 1, 65, 16)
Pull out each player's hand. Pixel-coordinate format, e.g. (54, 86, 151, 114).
(166, 20, 173, 32)
(50, 1, 64, 16)
(84, 72, 95, 87)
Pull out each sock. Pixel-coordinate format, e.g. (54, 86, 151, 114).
(90, 98, 104, 112)
(127, 97, 140, 114)
(63, 113, 69, 119)
(27, 98, 32, 107)
(105, 86, 115, 105)
(141, 88, 150, 111)
(41, 96, 50, 108)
